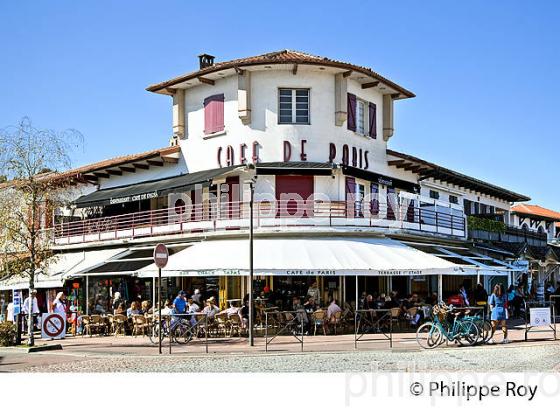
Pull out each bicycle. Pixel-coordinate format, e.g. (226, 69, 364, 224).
(416, 303, 479, 349)
(461, 310, 493, 344)
(149, 314, 195, 344)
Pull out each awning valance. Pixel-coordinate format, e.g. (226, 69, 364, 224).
(341, 166, 419, 192)
(74, 166, 240, 208)
(138, 237, 460, 277)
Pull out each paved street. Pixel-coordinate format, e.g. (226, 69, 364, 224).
(1, 328, 559, 372)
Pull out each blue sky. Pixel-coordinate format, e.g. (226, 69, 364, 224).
(0, 1, 558, 208)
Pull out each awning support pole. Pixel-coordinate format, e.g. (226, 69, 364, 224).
(152, 274, 156, 315)
(355, 275, 358, 309)
(85, 276, 89, 315)
(437, 274, 442, 303)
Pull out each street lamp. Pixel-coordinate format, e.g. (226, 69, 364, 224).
(244, 174, 257, 347)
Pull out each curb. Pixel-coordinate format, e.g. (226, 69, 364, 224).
(0, 344, 63, 353)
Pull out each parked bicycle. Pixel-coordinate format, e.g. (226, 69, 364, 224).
(416, 303, 479, 349)
(149, 314, 194, 345)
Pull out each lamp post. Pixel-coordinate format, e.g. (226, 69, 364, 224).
(248, 178, 255, 346)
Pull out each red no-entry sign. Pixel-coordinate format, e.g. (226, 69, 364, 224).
(153, 243, 169, 268)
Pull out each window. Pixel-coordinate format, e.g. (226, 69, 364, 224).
(463, 199, 472, 215)
(279, 89, 309, 124)
(429, 190, 440, 200)
(449, 195, 459, 205)
(348, 94, 377, 138)
(204, 94, 225, 135)
(357, 100, 366, 135)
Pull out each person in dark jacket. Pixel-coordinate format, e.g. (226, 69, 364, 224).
(473, 283, 488, 306)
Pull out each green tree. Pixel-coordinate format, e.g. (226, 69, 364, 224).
(0, 117, 81, 345)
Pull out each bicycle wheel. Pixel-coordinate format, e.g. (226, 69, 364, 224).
(149, 322, 161, 344)
(416, 322, 442, 349)
(480, 319, 494, 343)
(173, 321, 193, 344)
(457, 320, 479, 346)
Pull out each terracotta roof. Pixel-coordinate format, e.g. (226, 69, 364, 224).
(146, 49, 415, 98)
(55, 145, 180, 179)
(0, 145, 181, 188)
(387, 149, 531, 203)
(511, 204, 560, 221)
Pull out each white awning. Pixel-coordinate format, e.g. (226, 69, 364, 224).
(0, 248, 128, 290)
(63, 248, 130, 278)
(138, 237, 461, 277)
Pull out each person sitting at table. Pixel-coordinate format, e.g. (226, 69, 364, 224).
(186, 296, 200, 325)
(327, 299, 342, 321)
(114, 302, 126, 316)
(141, 300, 151, 315)
(202, 297, 220, 319)
(93, 298, 106, 314)
(160, 300, 173, 316)
(303, 297, 317, 313)
(221, 301, 240, 317)
(364, 294, 376, 310)
(292, 296, 304, 311)
(127, 301, 142, 318)
(112, 292, 124, 314)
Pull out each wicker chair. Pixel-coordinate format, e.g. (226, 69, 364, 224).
(113, 314, 127, 336)
(132, 314, 149, 336)
(89, 315, 104, 336)
(390, 307, 401, 329)
(214, 312, 228, 337)
(330, 310, 343, 335)
(311, 310, 327, 336)
(228, 313, 242, 337)
(81, 315, 92, 337)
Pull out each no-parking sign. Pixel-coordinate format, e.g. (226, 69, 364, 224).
(41, 313, 66, 340)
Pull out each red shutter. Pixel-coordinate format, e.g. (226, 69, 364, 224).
(275, 175, 314, 217)
(345, 177, 356, 217)
(225, 176, 240, 219)
(368, 102, 377, 139)
(347, 93, 356, 131)
(204, 94, 225, 135)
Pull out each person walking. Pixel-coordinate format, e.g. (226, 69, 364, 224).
(52, 292, 67, 316)
(488, 283, 509, 344)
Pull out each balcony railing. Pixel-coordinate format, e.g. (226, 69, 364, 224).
(469, 224, 548, 246)
(51, 200, 467, 245)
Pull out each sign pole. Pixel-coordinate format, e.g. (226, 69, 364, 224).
(153, 243, 168, 355)
(158, 266, 162, 354)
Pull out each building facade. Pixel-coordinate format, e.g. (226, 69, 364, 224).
(1, 50, 549, 316)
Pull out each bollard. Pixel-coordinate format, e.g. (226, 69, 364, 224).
(15, 314, 22, 345)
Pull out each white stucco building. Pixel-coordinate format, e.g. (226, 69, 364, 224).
(2, 50, 547, 313)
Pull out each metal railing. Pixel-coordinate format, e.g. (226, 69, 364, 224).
(354, 309, 393, 349)
(50, 199, 467, 245)
(264, 310, 305, 352)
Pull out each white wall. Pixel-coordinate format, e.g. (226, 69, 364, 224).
(180, 66, 394, 176)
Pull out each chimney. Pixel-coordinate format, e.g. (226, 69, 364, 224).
(198, 54, 215, 69)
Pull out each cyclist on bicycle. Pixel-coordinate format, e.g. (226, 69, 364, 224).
(171, 290, 188, 325)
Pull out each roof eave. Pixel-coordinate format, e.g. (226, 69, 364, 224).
(146, 59, 415, 99)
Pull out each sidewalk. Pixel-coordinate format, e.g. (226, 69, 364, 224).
(4, 323, 557, 356)
(1, 325, 558, 372)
